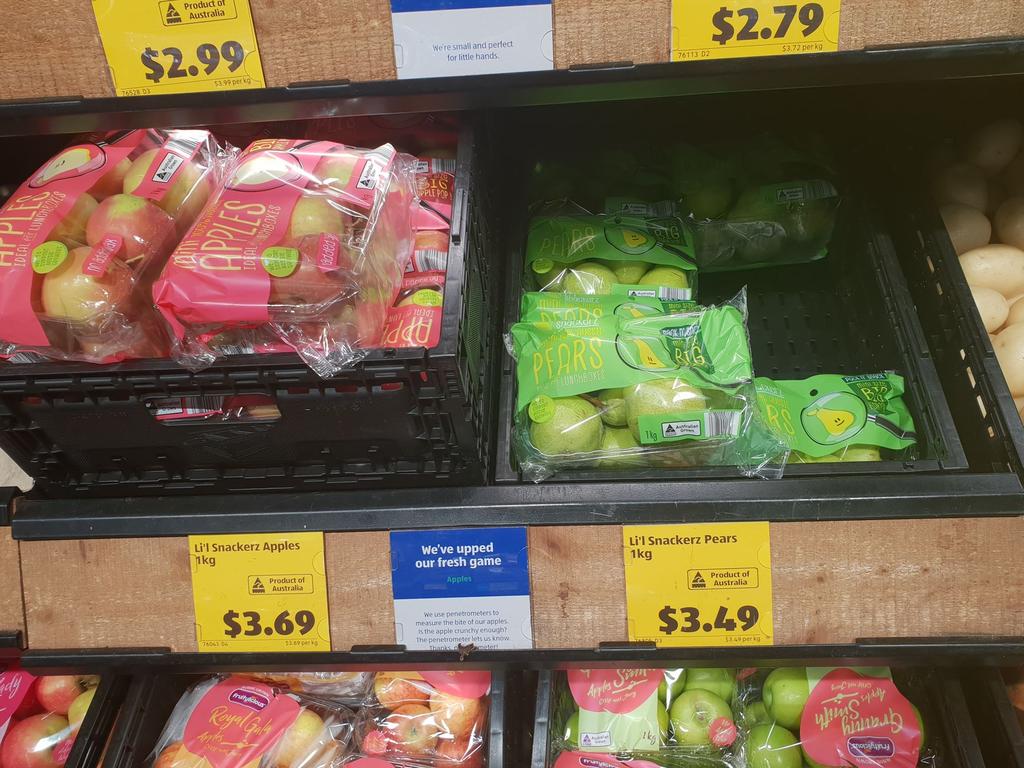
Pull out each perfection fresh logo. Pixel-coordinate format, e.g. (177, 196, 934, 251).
(229, 688, 270, 711)
(848, 736, 895, 758)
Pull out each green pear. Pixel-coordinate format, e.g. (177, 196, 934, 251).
(833, 445, 882, 462)
(596, 387, 627, 426)
(597, 427, 645, 469)
(604, 260, 649, 285)
(529, 396, 603, 456)
(687, 176, 735, 220)
(564, 261, 617, 295)
(625, 380, 708, 442)
(638, 266, 690, 290)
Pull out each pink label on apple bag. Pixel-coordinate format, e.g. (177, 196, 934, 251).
(567, 670, 662, 714)
(129, 130, 206, 203)
(419, 671, 490, 699)
(181, 677, 300, 768)
(800, 668, 921, 768)
(0, 671, 35, 735)
(553, 753, 662, 768)
(83, 235, 124, 276)
(53, 736, 75, 765)
(413, 157, 455, 231)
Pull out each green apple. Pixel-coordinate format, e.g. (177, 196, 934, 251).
(563, 710, 579, 747)
(668, 689, 733, 746)
(747, 723, 803, 768)
(603, 260, 649, 285)
(529, 396, 603, 456)
(763, 668, 809, 731)
(744, 700, 772, 727)
(659, 670, 687, 704)
(597, 427, 645, 468)
(638, 266, 690, 290)
(596, 387, 627, 427)
(658, 701, 669, 743)
(683, 668, 736, 703)
(564, 261, 617, 295)
(625, 379, 708, 442)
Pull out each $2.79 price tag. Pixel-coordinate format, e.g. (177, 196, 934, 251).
(672, 0, 841, 61)
(622, 522, 774, 647)
(189, 532, 331, 652)
(92, 0, 266, 96)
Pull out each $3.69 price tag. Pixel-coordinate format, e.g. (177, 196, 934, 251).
(672, 0, 841, 61)
(91, 0, 266, 96)
(189, 532, 331, 652)
(622, 522, 774, 647)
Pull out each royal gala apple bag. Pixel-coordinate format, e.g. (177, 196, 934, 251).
(0, 129, 230, 363)
(507, 290, 788, 481)
(351, 671, 490, 767)
(146, 676, 357, 768)
(153, 139, 419, 377)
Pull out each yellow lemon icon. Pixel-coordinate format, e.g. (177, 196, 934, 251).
(807, 406, 855, 436)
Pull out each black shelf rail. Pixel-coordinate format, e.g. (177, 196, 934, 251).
(16, 638, 1024, 674)
(0, 39, 1022, 137)
(11, 474, 1023, 540)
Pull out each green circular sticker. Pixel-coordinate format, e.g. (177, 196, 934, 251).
(529, 395, 555, 424)
(31, 241, 68, 274)
(801, 391, 868, 446)
(410, 289, 443, 307)
(261, 246, 299, 278)
(532, 258, 554, 275)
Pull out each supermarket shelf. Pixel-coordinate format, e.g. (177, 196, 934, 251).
(11, 472, 1024, 540)
(0, 39, 1022, 137)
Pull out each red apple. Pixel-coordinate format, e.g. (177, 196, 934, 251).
(0, 713, 70, 768)
(49, 194, 97, 246)
(268, 238, 353, 310)
(88, 157, 131, 200)
(86, 193, 174, 263)
(435, 737, 483, 768)
(360, 729, 390, 757)
(41, 246, 133, 325)
(286, 196, 347, 242)
(123, 149, 211, 225)
(35, 677, 84, 717)
(12, 679, 42, 719)
(383, 704, 438, 755)
(373, 673, 431, 710)
(429, 691, 482, 739)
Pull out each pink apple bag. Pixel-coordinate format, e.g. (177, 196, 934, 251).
(152, 138, 419, 378)
(0, 129, 232, 364)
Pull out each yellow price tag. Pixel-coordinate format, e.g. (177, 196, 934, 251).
(91, 0, 266, 97)
(623, 522, 773, 647)
(672, 0, 841, 62)
(189, 532, 331, 652)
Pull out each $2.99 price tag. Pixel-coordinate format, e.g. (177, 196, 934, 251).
(622, 522, 773, 647)
(189, 532, 331, 652)
(672, 0, 841, 61)
(91, 0, 266, 96)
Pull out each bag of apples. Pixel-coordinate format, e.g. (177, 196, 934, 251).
(0, 129, 230, 363)
(146, 676, 357, 768)
(153, 139, 419, 377)
(0, 672, 100, 768)
(352, 671, 490, 767)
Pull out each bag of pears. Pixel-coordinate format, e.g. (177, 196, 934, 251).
(754, 373, 917, 464)
(519, 291, 696, 326)
(508, 289, 788, 481)
(524, 205, 698, 301)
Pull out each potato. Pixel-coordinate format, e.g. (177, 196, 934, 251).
(1008, 297, 1024, 327)
(932, 163, 988, 210)
(993, 322, 1024, 396)
(966, 118, 1024, 176)
(960, 243, 1024, 297)
(995, 196, 1024, 250)
(971, 286, 1009, 332)
(1004, 151, 1024, 196)
(940, 203, 990, 255)
(988, 178, 1008, 217)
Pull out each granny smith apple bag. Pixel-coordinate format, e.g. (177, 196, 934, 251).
(755, 373, 918, 463)
(508, 290, 789, 481)
(0, 129, 232, 364)
(153, 138, 420, 378)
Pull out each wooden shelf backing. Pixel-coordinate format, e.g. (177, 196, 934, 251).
(0, 527, 24, 639)
(18, 517, 1024, 653)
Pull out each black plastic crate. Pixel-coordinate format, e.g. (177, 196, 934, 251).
(0, 121, 499, 498)
(531, 668, 986, 768)
(104, 673, 506, 768)
(495, 191, 967, 483)
(961, 667, 1024, 768)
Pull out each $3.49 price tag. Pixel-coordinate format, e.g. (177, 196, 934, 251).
(189, 532, 331, 652)
(91, 0, 266, 96)
(622, 522, 774, 647)
(672, 0, 841, 61)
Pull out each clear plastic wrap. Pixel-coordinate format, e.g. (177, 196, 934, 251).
(547, 667, 940, 768)
(350, 671, 490, 767)
(153, 139, 419, 377)
(0, 672, 101, 768)
(237, 673, 373, 703)
(0, 129, 231, 363)
(507, 290, 788, 481)
(145, 676, 355, 768)
(755, 373, 918, 464)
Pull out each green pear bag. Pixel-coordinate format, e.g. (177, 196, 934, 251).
(754, 373, 917, 463)
(519, 291, 696, 326)
(508, 290, 788, 481)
